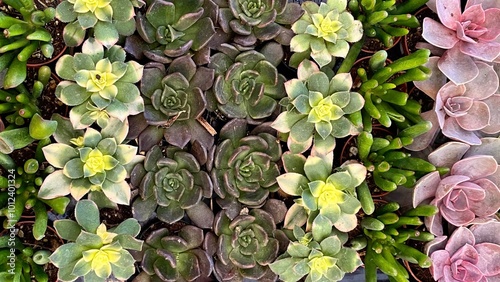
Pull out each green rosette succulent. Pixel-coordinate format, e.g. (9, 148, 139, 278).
(55, 0, 143, 47)
(277, 152, 367, 234)
(133, 55, 215, 150)
(134, 225, 213, 281)
(216, 0, 303, 47)
(55, 38, 144, 130)
(272, 60, 364, 154)
(207, 46, 286, 123)
(37, 117, 143, 205)
(50, 200, 143, 281)
(129, 0, 217, 64)
(130, 145, 213, 227)
(213, 209, 284, 281)
(210, 119, 281, 216)
(270, 226, 362, 282)
(289, 0, 363, 68)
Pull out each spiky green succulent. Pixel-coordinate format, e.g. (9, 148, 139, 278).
(50, 200, 143, 282)
(210, 119, 281, 215)
(131, 145, 213, 225)
(214, 209, 283, 281)
(55, 38, 144, 129)
(207, 46, 286, 123)
(135, 225, 213, 281)
(272, 60, 364, 154)
(217, 0, 303, 46)
(289, 0, 363, 68)
(270, 226, 362, 282)
(277, 153, 366, 234)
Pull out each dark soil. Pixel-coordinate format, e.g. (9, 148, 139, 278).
(139, 220, 188, 240)
(362, 36, 402, 54)
(100, 204, 134, 227)
(404, 239, 434, 282)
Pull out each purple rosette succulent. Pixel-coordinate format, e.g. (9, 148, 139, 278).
(426, 221, 500, 282)
(413, 141, 500, 236)
(422, 0, 500, 84)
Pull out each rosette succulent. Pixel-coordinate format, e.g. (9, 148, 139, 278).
(131, 55, 214, 150)
(210, 119, 281, 216)
(277, 153, 366, 234)
(289, 0, 363, 68)
(213, 209, 285, 281)
(55, 38, 144, 129)
(413, 59, 500, 146)
(270, 226, 362, 282)
(272, 60, 364, 154)
(38, 118, 142, 205)
(50, 200, 143, 281)
(216, 0, 303, 47)
(422, 0, 500, 84)
(131, 145, 213, 227)
(134, 225, 213, 281)
(129, 0, 217, 64)
(427, 221, 500, 282)
(207, 46, 286, 123)
(414, 152, 500, 236)
(55, 0, 142, 47)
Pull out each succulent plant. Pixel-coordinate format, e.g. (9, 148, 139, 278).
(0, 235, 52, 282)
(422, 0, 500, 84)
(37, 117, 142, 205)
(55, 0, 142, 47)
(0, 0, 58, 89)
(128, 0, 217, 64)
(351, 49, 433, 133)
(213, 208, 284, 281)
(206, 46, 286, 123)
(272, 59, 364, 154)
(354, 130, 440, 193)
(132, 55, 215, 150)
(55, 38, 144, 129)
(414, 142, 500, 236)
(270, 226, 362, 282)
(289, 0, 363, 68)
(355, 202, 437, 281)
(278, 152, 366, 234)
(0, 154, 69, 240)
(411, 59, 500, 147)
(216, 0, 303, 47)
(134, 225, 213, 281)
(426, 221, 500, 282)
(348, 0, 425, 49)
(130, 145, 213, 227)
(210, 119, 281, 217)
(50, 200, 143, 281)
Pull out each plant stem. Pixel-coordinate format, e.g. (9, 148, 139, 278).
(337, 38, 364, 74)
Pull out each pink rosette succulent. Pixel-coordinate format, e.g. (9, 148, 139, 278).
(413, 154, 500, 236)
(426, 222, 500, 282)
(407, 59, 500, 150)
(422, 0, 500, 84)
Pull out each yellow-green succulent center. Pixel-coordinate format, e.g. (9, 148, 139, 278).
(85, 150, 106, 173)
(317, 183, 344, 208)
(90, 71, 108, 90)
(309, 256, 333, 275)
(318, 17, 342, 36)
(312, 98, 341, 122)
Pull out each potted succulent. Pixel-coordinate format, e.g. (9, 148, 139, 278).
(1, 0, 499, 281)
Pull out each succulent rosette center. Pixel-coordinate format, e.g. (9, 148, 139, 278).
(310, 96, 344, 122)
(75, 59, 120, 99)
(309, 256, 336, 276)
(81, 148, 119, 178)
(241, 0, 266, 18)
(156, 25, 185, 45)
(70, 0, 112, 18)
(82, 244, 122, 278)
(314, 13, 343, 41)
(155, 168, 192, 201)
